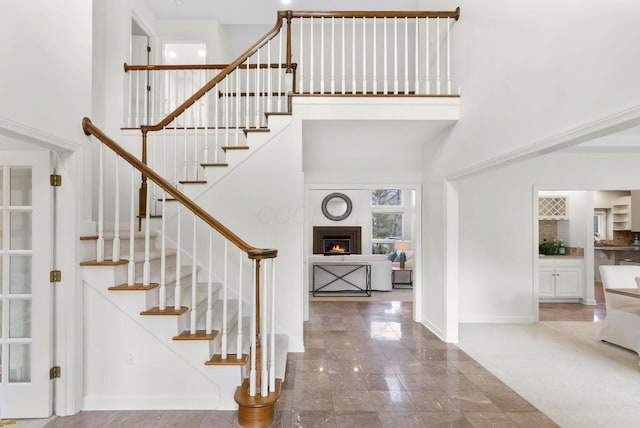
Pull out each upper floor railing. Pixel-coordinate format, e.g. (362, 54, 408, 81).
(124, 8, 461, 128)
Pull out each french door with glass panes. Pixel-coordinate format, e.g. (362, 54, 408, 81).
(0, 151, 52, 418)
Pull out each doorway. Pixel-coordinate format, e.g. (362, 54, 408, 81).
(0, 151, 53, 418)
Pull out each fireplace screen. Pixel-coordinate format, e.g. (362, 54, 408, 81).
(323, 238, 351, 255)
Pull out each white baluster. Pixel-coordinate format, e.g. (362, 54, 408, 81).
(261, 259, 268, 397)
(320, 16, 324, 94)
(299, 19, 304, 94)
(142, 183, 151, 286)
(182, 124, 188, 181)
(151, 134, 157, 216)
(362, 17, 367, 94)
(278, 31, 283, 112)
(125, 68, 132, 127)
(192, 112, 198, 181)
(236, 69, 241, 146)
(255, 50, 260, 127)
(97, 143, 104, 262)
(267, 39, 273, 112)
(351, 17, 356, 94)
(224, 78, 229, 148)
(383, 17, 388, 94)
(159, 190, 166, 309)
(159, 128, 167, 308)
(215, 82, 220, 163)
(426, 18, 430, 94)
(373, 17, 377, 94)
(249, 259, 257, 396)
(173, 125, 178, 187)
(203, 92, 209, 164)
(331, 17, 335, 94)
(236, 247, 243, 359)
(245, 64, 250, 127)
(222, 239, 229, 359)
(269, 259, 276, 392)
(437, 17, 441, 95)
(175, 207, 182, 310)
(143, 68, 149, 125)
(112, 155, 120, 262)
(341, 17, 345, 94)
(394, 17, 398, 94)
(190, 214, 197, 334)
(135, 72, 141, 126)
(127, 167, 135, 286)
(309, 17, 314, 94)
(206, 229, 213, 335)
(415, 17, 419, 94)
(404, 17, 409, 94)
(447, 17, 452, 95)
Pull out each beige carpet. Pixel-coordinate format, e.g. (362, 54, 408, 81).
(309, 287, 413, 302)
(458, 320, 640, 427)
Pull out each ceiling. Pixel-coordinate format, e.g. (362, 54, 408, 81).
(142, 0, 421, 25)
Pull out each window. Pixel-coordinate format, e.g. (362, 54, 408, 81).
(594, 209, 606, 241)
(372, 189, 401, 206)
(371, 189, 403, 254)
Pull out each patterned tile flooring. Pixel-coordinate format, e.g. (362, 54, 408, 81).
(42, 297, 573, 428)
(41, 283, 608, 427)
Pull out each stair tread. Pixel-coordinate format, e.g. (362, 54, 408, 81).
(80, 229, 158, 241)
(173, 329, 219, 341)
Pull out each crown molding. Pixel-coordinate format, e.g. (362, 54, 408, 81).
(0, 115, 81, 152)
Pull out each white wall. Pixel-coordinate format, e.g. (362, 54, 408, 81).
(170, 120, 305, 352)
(220, 25, 272, 61)
(420, 0, 640, 340)
(594, 190, 630, 209)
(157, 20, 230, 63)
(457, 152, 640, 323)
(0, 0, 91, 146)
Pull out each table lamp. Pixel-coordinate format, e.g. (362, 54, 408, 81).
(395, 240, 412, 269)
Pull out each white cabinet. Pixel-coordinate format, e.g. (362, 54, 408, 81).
(538, 196, 568, 220)
(612, 196, 631, 231)
(539, 258, 583, 301)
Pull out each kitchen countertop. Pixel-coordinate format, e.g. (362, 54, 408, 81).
(594, 245, 640, 251)
(538, 255, 583, 259)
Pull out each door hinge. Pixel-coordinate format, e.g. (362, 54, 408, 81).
(50, 174, 62, 187)
(49, 366, 61, 380)
(50, 270, 62, 283)
(147, 45, 151, 53)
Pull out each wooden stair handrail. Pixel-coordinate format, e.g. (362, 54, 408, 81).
(140, 8, 460, 134)
(124, 63, 294, 72)
(287, 9, 460, 20)
(82, 117, 277, 260)
(141, 10, 290, 134)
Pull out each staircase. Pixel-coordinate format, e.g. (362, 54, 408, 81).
(82, 8, 461, 427)
(81, 226, 288, 412)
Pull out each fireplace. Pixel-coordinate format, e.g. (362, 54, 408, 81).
(313, 226, 362, 255)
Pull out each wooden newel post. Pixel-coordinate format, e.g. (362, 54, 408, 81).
(285, 12, 293, 74)
(254, 258, 262, 392)
(138, 131, 148, 231)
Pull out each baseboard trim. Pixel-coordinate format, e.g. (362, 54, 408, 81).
(82, 395, 237, 411)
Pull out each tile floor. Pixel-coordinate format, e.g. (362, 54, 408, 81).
(42, 299, 561, 428)
(539, 281, 606, 322)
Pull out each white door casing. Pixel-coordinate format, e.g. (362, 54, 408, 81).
(0, 150, 52, 418)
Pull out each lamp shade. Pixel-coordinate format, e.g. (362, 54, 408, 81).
(395, 240, 412, 252)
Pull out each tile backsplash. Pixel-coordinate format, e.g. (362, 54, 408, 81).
(539, 220, 557, 245)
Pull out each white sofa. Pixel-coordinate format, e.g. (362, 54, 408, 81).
(308, 254, 393, 292)
(599, 265, 640, 363)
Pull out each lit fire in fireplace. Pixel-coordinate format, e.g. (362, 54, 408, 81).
(329, 244, 347, 253)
